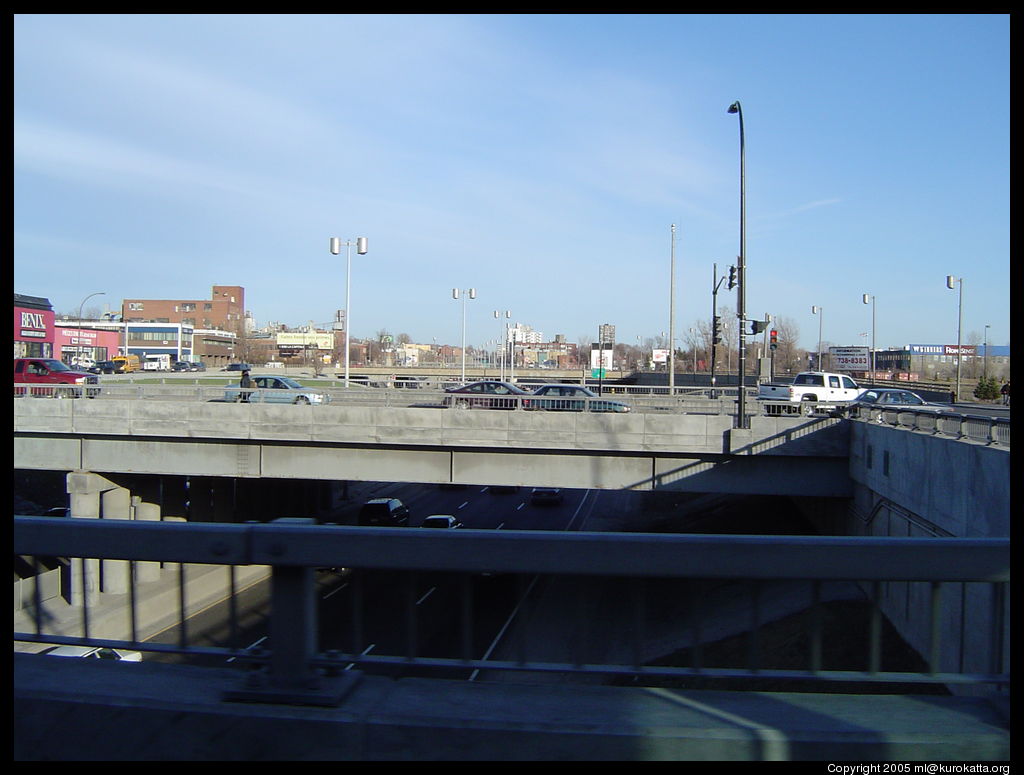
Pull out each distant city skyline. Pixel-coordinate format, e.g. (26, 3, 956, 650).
(15, 14, 1009, 352)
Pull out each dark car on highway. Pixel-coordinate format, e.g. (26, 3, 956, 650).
(88, 360, 118, 374)
(529, 384, 631, 413)
(358, 498, 410, 527)
(443, 380, 533, 410)
(835, 388, 944, 417)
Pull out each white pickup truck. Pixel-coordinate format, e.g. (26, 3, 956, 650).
(758, 371, 865, 413)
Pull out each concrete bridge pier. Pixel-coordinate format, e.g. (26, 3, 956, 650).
(66, 472, 104, 608)
(65, 472, 177, 603)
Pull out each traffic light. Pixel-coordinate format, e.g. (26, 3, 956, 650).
(770, 329, 778, 350)
(712, 316, 722, 344)
(727, 265, 738, 290)
(750, 320, 767, 335)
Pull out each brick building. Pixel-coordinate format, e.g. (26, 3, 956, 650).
(122, 285, 245, 332)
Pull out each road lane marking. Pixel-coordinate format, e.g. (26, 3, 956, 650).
(226, 635, 267, 663)
(323, 582, 349, 600)
(417, 587, 437, 606)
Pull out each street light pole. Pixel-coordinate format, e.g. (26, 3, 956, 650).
(727, 101, 747, 428)
(76, 292, 105, 365)
(453, 288, 476, 383)
(862, 294, 876, 378)
(494, 310, 510, 381)
(946, 275, 964, 401)
(811, 305, 823, 370)
(984, 324, 990, 379)
(330, 236, 369, 388)
(669, 223, 676, 394)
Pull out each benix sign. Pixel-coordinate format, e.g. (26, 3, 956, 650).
(16, 309, 52, 340)
(829, 347, 869, 369)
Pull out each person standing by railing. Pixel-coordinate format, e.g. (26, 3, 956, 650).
(240, 369, 253, 403)
(1001, 381, 1010, 406)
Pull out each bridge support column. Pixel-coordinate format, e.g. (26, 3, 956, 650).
(100, 487, 132, 594)
(66, 472, 110, 608)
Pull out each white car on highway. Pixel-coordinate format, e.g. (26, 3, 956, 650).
(39, 645, 143, 661)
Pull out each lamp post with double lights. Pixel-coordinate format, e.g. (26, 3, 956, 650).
(76, 292, 105, 366)
(862, 293, 876, 378)
(984, 324, 990, 379)
(727, 100, 748, 428)
(811, 305, 824, 371)
(669, 223, 677, 394)
(494, 309, 511, 381)
(946, 275, 964, 401)
(330, 236, 368, 388)
(452, 288, 476, 384)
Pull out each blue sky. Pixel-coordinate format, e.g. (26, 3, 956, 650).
(14, 14, 1010, 353)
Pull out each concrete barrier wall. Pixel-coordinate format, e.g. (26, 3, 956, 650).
(846, 422, 1010, 693)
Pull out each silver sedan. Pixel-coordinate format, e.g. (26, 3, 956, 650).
(224, 375, 331, 405)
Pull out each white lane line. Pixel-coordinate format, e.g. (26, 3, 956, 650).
(417, 587, 437, 606)
(347, 644, 374, 671)
(226, 635, 267, 663)
(516, 502, 525, 510)
(458, 501, 469, 510)
(323, 582, 349, 600)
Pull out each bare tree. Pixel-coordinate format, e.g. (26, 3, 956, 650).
(771, 316, 805, 375)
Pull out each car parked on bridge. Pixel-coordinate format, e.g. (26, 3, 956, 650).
(358, 498, 410, 527)
(834, 388, 944, 417)
(420, 515, 464, 529)
(443, 380, 533, 410)
(223, 375, 331, 405)
(529, 384, 631, 413)
(39, 644, 143, 661)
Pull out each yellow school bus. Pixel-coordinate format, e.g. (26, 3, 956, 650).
(112, 354, 141, 373)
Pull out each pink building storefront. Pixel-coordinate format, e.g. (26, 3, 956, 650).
(14, 294, 55, 359)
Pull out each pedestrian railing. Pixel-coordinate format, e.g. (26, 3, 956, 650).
(850, 405, 1010, 446)
(14, 515, 1009, 706)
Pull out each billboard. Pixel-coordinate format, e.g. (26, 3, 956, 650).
(590, 345, 612, 370)
(829, 346, 870, 370)
(652, 348, 669, 364)
(277, 332, 334, 350)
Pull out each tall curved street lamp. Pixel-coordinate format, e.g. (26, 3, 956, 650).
(727, 101, 747, 428)
(453, 287, 476, 383)
(946, 275, 964, 401)
(330, 236, 368, 387)
(77, 292, 105, 364)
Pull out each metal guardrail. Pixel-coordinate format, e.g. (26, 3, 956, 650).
(14, 516, 1009, 706)
(14, 383, 1009, 434)
(849, 405, 1010, 446)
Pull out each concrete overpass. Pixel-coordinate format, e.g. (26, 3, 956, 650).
(13, 397, 852, 497)
(12, 397, 1011, 760)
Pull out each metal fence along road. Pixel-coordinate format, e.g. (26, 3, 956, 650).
(14, 516, 1010, 707)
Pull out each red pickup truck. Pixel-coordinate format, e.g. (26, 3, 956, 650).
(13, 358, 100, 398)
